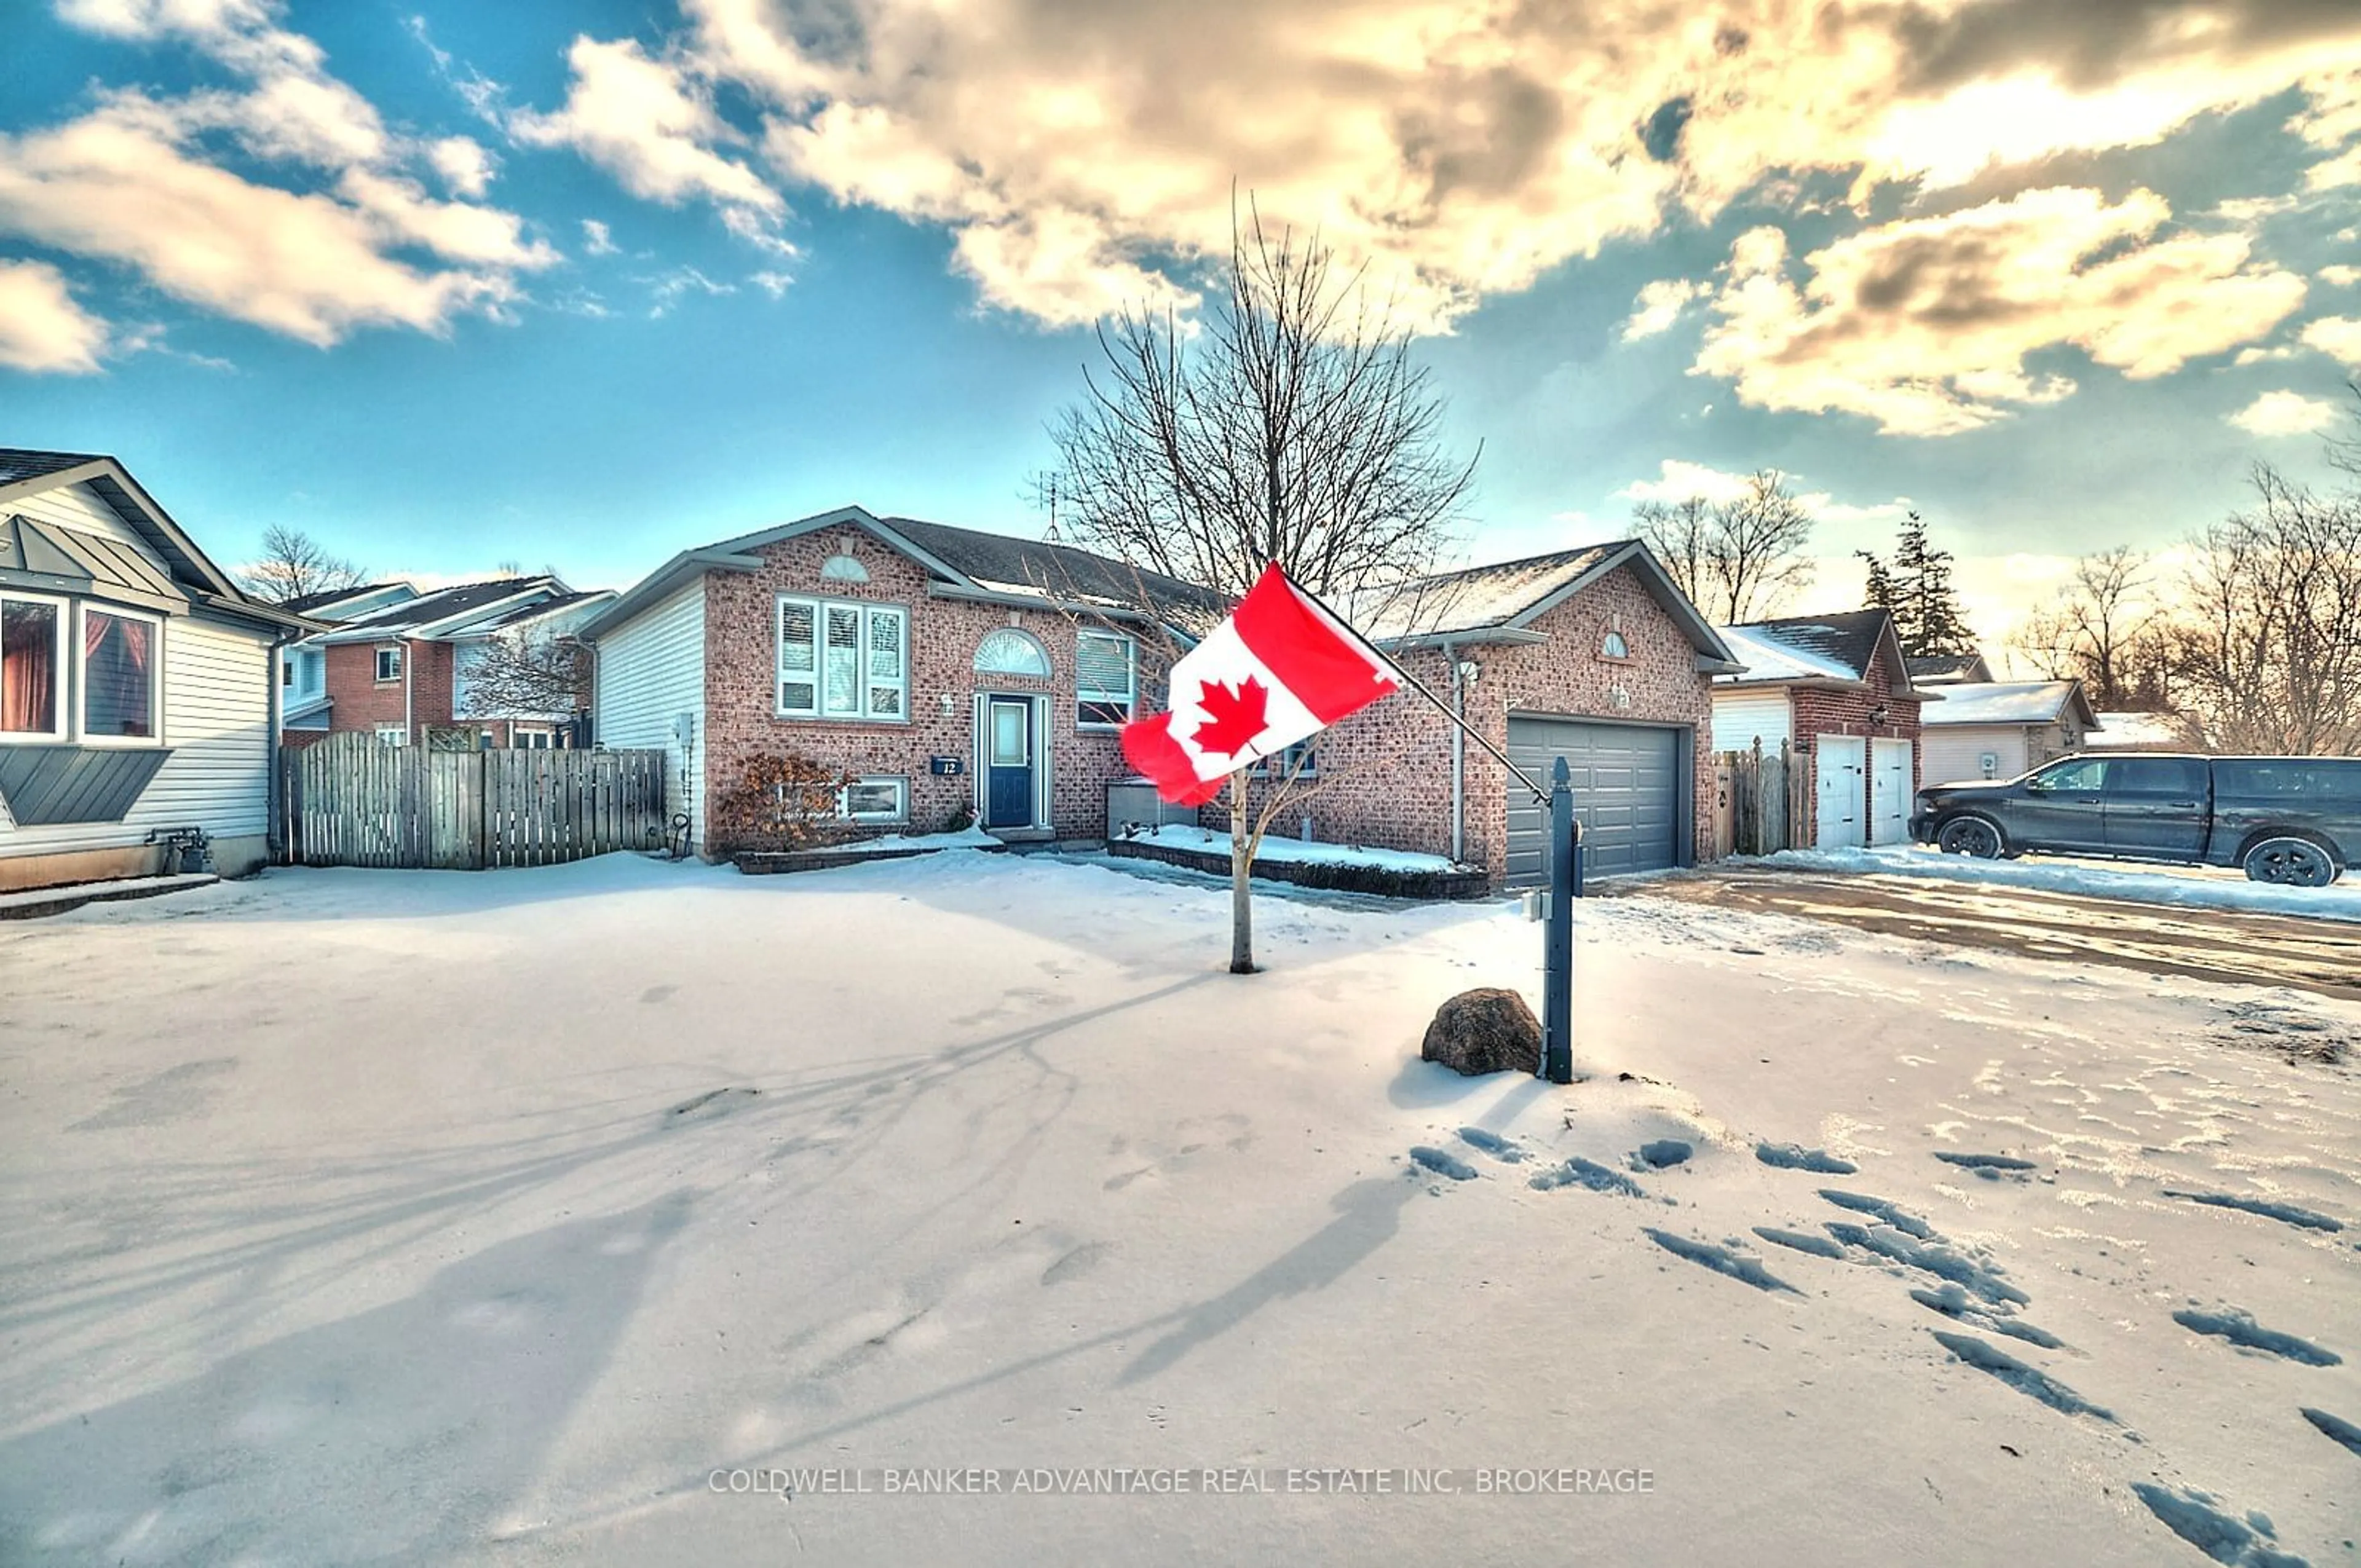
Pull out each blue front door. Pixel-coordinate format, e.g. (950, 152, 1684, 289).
(986, 697, 1034, 829)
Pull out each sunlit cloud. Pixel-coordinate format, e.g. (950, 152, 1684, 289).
(0, 257, 108, 372)
(2228, 389, 2341, 436)
(2303, 315, 2361, 368)
(1619, 278, 1705, 342)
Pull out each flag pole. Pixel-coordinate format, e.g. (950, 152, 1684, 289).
(1283, 568, 1554, 806)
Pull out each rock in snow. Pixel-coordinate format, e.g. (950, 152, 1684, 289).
(1420, 987, 1542, 1076)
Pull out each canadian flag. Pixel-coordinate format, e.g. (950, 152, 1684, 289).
(1121, 563, 1398, 806)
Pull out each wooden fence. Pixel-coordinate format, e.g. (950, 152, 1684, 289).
(1713, 738, 1807, 858)
(283, 731, 670, 869)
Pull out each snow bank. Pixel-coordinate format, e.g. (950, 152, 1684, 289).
(1755, 843, 2361, 922)
(1129, 824, 1468, 873)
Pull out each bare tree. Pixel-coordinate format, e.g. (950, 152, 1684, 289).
(239, 522, 366, 605)
(1041, 200, 1480, 973)
(2171, 465, 2361, 755)
(457, 633, 590, 722)
(1633, 470, 1814, 625)
(2010, 546, 2173, 709)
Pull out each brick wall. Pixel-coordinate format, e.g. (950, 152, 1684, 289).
(321, 639, 433, 739)
(1227, 563, 1715, 884)
(700, 526, 1142, 844)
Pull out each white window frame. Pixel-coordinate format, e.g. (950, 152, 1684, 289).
(75, 602, 164, 747)
(511, 724, 555, 751)
(0, 588, 70, 744)
(776, 595, 908, 722)
(838, 774, 909, 824)
(376, 723, 408, 747)
(1075, 630, 1137, 730)
(375, 644, 403, 683)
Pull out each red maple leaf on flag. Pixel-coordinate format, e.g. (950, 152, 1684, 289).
(1191, 675, 1270, 757)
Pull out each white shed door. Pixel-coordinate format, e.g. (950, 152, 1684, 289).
(1815, 736, 1865, 849)
(1869, 738, 1913, 845)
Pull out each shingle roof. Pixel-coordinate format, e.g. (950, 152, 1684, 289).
(0, 449, 104, 486)
(1715, 622, 1859, 684)
(1345, 543, 1623, 640)
(282, 580, 409, 614)
(328, 578, 556, 636)
(468, 589, 611, 631)
(880, 516, 1222, 617)
(1921, 680, 2086, 726)
(1723, 609, 1892, 682)
(1907, 652, 1988, 683)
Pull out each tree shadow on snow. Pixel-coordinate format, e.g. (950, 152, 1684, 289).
(0, 1193, 691, 1566)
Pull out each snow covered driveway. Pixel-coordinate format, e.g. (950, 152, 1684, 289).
(2, 853, 2357, 1566)
(1629, 865, 2361, 1002)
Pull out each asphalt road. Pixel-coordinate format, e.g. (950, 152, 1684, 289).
(1619, 864, 2361, 1003)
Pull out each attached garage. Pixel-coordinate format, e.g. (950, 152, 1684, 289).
(1503, 715, 1690, 886)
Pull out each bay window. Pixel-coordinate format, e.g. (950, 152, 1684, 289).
(82, 607, 158, 740)
(778, 596, 906, 720)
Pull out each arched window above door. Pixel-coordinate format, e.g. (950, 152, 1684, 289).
(973, 628, 1051, 678)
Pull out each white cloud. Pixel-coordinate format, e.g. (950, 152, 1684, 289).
(427, 136, 496, 198)
(2322, 264, 2361, 287)
(0, 258, 108, 373)
(512, 36, 786, 248)
(612, 0, 2361, 330)
(580, 218, 619, 255)
(2229, 389, 2341, 436)
(748, 269, 790, 298)
(643, 264, 734, 317)
(1616, 459, 1756, 507)
(6, 2, 555, 349)
(1619, 277, 1704, 342)
(2300, 315, 2361, 368)
(1693, 187, 2306, 436)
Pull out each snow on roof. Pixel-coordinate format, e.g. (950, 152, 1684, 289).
(1712, 623, 1857, 684)
(1342, 543, 1623, 640)
(1920, 680, 2079, 725)
(2087, 711, 2185, 746)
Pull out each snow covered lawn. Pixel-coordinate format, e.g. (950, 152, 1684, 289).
(1757, 842, 2361, 923)
(2, 853, 2357, 1565)
(1127, 824, 1469, 872)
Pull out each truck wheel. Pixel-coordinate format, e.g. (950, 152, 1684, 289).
(1936, 815, 2005, 859)
(2242, 836, 2339, 887)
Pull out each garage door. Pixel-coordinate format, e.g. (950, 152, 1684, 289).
(1503, 717, 1684, 886)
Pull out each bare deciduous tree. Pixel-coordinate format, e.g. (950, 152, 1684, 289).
(2171, 465, 2361, 755)
(457, 634, 590, 722)
(2010, 546, 2174, 711)
(1040, 200, 1480, 973)
(239, 523, 366, 605)
(1633, 470, 1814, 625)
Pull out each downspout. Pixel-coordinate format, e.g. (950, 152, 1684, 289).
(1447, 641, 1465, 865)
(403, 637, 414, 744)
(265, 626, 299, 862)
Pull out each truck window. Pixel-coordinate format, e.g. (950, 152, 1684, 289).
(2030, 757, 2108, 793)
(2107, 757, 2206, 798)
(2215, 760, 2360, 798)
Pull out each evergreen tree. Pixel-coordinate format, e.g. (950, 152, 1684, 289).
(1867, 511, 1977, 657)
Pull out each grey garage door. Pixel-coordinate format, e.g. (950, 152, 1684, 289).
(1504, 717, 1683, 886)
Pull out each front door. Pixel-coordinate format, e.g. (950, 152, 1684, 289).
(985, 697, 1034, 829)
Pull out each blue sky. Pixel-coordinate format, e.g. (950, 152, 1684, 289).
(5, 1, 2360, 645)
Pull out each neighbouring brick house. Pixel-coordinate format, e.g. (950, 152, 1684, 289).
(1242, 541, 1741, 885)
(581, 506, 1217, 854)
(1711, 609, 1931, 849)
(587, 508, 1740, 886)
(283, 577, 614, 749)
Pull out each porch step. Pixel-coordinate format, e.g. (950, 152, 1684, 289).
(0, 872, 220, 921)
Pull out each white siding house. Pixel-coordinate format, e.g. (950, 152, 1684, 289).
(590, 578, 706, 851)
(1920, 680, 2099, 784)
(0, 451, 317, 890)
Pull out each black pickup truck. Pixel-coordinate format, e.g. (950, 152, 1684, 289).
(1910, 754, 2361, 886)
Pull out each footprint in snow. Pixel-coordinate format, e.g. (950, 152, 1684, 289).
(2172, 1307, 2341, 1367)
(2162, 1189, 2343, 1234)
(1932, 1151, 2038, 1181)
(2130, 1483, 2308, 1568)
(1634, 1139, 1692, 1170)
(2300, 1406, 2361, 1457)
(1642, 1230, 1799, 1295)
(1929, 1331, 2114, 1425)
(1455, 1127, 1526, 1164)
(1755, 1141, 1857, 1175)
(1752, 1226, 1846, 1260)
(1409, 1146, 1479, 1181)
(1529, 1156, 1645, 1197)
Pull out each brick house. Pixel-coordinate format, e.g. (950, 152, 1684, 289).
(587, 510, 1739, 884)
(1242, 541, 1741, 884)
(1710, 609, 1931, 849)
(283, 577, 614, 749)
(580, 506, 1217, 854)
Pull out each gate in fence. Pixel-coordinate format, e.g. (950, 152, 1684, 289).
(1717, 737, 1805, 857)
(282, 732, 670, 869)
